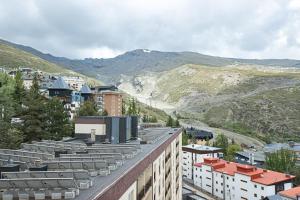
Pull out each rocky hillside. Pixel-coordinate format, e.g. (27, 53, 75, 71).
(2, 38, 300, 141)
(118, 64, 300, 141)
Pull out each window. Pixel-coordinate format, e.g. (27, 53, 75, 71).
(241, 188, 247, 192)
(232, 178, 235, 181)
(227, 177, 229, 180)
(216, 181, 218, 184)
(254, 194, 257, 197)
(206, 177, 211, 180)
(261, 187, 264, 190)
(221, 190, 223, 194)
(241, 180, 247, 183)
(216, 189, 218, 192)
(254, 185, 257, 188)
(206, 184, 211, 187)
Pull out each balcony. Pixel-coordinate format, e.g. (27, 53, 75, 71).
(137, 177, 152, 200)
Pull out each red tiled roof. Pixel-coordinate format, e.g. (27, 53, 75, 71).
(194, 158, 295, 185)
(279, 186, 300, 199)
(194, 163, 202, 167)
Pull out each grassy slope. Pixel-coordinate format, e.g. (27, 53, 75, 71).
(0, 41, 168, 121)
(0, 42, 102, 86)
(155, 64, 300, 141)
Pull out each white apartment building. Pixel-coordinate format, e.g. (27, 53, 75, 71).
(193, 158, 295, 200)
(182, 144, 222, 180)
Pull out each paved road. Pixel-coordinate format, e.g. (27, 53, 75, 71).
(180, 119, 265, 150)
(183, 180, 216, 200)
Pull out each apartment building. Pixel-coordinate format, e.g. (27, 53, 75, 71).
(0, 128, 182, 200)
(193, 158, 295, 200)
(84, 127, 182, 200)
(92, 86, 123, 116)
(182, 144, 222, 180)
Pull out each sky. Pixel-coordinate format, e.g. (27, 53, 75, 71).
(0, 0, 300, 59)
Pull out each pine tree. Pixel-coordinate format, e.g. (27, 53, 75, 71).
(45, 97, 72, 140)
(0, 120, 23, 149)
(13, 71, 25, 110)
(21, 74, 47, 142)
(174, 119, 180, 127)
(121, 99, 126, 115)
(102, 110, 108, 116)
(166, 116, 173, 127)
(78, 100, 98, 116)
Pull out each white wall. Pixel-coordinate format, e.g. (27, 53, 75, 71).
(118, 181, 137, 200)
(75, 124, 106, 135)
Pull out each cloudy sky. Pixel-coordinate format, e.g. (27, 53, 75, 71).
(0, 0, 300, 59)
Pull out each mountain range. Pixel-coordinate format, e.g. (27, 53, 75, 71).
(0, 38, 299, 142)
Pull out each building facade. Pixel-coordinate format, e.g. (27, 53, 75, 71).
(193, 158, 295, 200)
(182, 144, 222, 180)
(95, 91, 122, 116)
(96, 128, 183, 200)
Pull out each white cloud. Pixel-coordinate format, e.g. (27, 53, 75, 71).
(0, 0, 299, 59)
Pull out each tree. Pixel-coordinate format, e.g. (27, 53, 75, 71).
(0, 73, 16, 121)
(102, 110, 108, 116)
(182, 132, 189, 146)
(166, 116, 173, 127)
(121, 99, 126, 115)
(127, 98, 138, 115)
(13, 71, 25, 112)
(225, 144, 241, 161)
(191, 133, 197, 144)
(45, 97, 72, 140)
(174, 119, 180, 127)
(265, 149, 296, 173)
(78, 100, 99, 116)
(0, 120, 23, 149)
(214, 133, 229, 154)
(21, 74, 47, 142)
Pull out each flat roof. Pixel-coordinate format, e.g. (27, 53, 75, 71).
(184, 144, 221, 151)
(75, 127, 181, 200)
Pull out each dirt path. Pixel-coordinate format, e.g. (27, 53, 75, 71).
(180, 119, 265, 150)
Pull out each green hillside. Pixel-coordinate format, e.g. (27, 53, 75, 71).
(0, 41, 102, 85)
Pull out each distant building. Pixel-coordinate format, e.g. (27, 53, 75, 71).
(79, 84, 93, 101)
(92, 85, 123, 116)
(193, 158, 295, 200)
(74, 116, 138, 144)
(185, 127, 214, 144)
(48, 77, 73, 104)
(235, 150, 266, 167)
(182, 144, 223, 180)
(266, 186, 300, 200)
(62, 76, 85, 91)
(264, 142, 300, 166)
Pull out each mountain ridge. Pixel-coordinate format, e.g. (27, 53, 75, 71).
(1, 38, 300, 83)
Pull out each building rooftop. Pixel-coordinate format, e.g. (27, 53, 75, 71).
(236, 150, 266, 162)
(0, 127, 181, 200)
(279, 186, 300, 199)
(183, 144, 222, 151)
(50, 76, 71, 90)
(80, 84, 92, 94)
(194, 158, 295, 185)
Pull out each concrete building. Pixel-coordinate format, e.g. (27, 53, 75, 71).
(75, 116, 138, 144)
(235, 150, 266, 167)
(182, 144, 222, 180)
(0, 127, 182, 200)
(193, 158, 295, 200)
(92, 86, 123, 116)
